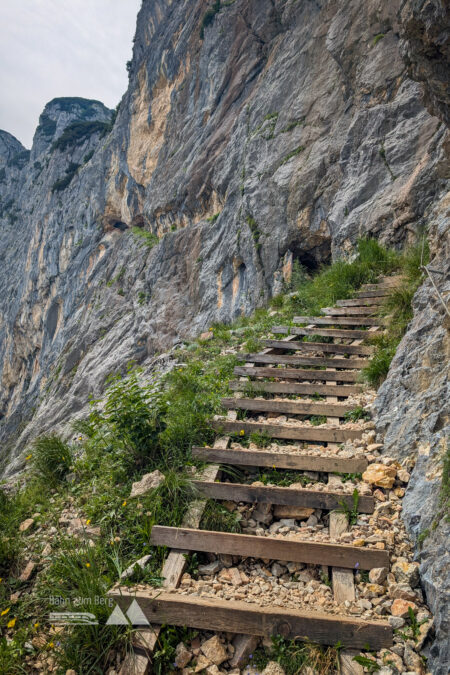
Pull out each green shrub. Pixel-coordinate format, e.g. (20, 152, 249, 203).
(51, 120, 110, 152)
(200, 0, 221, 38)
(131, 226, 159, 248)
(51, 162, 80, 192)
(30, 435, 73, 484)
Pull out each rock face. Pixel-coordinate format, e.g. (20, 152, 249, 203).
(0, 0, 447, 498)
(374, 193, 450, 674)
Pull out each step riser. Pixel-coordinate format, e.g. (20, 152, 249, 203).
(292, 317, 381, 327)
(233, 367, 360, 382)
(263, 339, 372, 355)
(211, 419, 362, 442)
(221, 397, 356, 417)
(150, 527, 389, 570)
(192, 481, 374, 512)
(243, 353, 369, 369)
(229, 380, 363, 396)
(192, 446, 368, 473)
(108, 591, 393, 649)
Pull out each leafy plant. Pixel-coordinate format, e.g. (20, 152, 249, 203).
(29, 436, 73, 484)
(353, 654, 380, 671)
(344, 406, 370, 422)
(131, 226, 159, 249)
(338, 488, 360, 526)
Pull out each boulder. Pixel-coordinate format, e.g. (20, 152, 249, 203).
(200, 635, 228, 665)
(392, 560, 420, 587)
(262, 662, 286, 675)
(391, 598, 417, 618)
(369, 567, 388, 584)
(130, 470, 164, 498)
(175, 642, 192, 669)
(362, 464, 397, 488)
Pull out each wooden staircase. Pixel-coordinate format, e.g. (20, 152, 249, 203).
(109, 277, 401, 672)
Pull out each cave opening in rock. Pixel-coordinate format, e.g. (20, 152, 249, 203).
(113, 221, 129, 232)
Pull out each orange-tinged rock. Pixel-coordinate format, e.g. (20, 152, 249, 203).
(391, 598, 417, 617)
(19, 518, 34, 533)
(362, 464, 397, 488)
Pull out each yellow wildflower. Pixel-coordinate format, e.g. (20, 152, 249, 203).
(1, 608, 10, 616)
(122, 500, 127, 507)
(25, 454, 32, 461)
(86, 519, 91, 526)
(48, 641, 54, 648)
(239, 430, 245, 436)
(34, 622, 39, 629)
(0, 578, 2, 584)
(7, 618, 16, 628)
(85, 563, 91, 568)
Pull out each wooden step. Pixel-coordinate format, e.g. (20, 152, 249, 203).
(355, 289, 391, 298)
(242, 353, 369, 369)
(192, 480, 374, 512)
(279, 325, 381, 338)
(221, 397, 357, 418)
(292, 316, 381, 327)
(192, 446, 368, 473)
(211, 419, 362, 442)
(151, 527, 389, 570)
(233, 366, 360, 383)
(263, 339, 373, 356)
(321, 307, 378, 316)
(108, 589, 393, 649)
(336, 297, 384, 307)
(229, 380, 363, 396)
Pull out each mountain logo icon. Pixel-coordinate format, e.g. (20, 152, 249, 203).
(106, 599, 150, 626)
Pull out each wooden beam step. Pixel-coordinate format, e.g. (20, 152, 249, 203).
(242, 353, 369, 369)
(233, 366, 360, 382)
(321, 307, 378, 316)
(192, 481, 374, 512)
(151, 527, 388, 570)
(292, 317, 381, 327)
(263, 339, 373, 356)
(229, 380, 363, 396)
(211, 419, 362, 443)
(336, 297, 384, 307)
(192, 446, 368, 473)
(281, 325, 381, 337)
(221, 397, 356, 417)
(108, 589, 393, 649)
(355, 289, 391, 298)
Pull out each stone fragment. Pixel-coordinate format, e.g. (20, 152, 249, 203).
(367, 443, 384, 452)
(391, 599, 417, 617)
(389, 584, 417, 601)
(381, 651, 404, 672)
(66, 671, 77, 675)
(362, 464, 396, 488)
(198, 560, 222, 575)
(403, 645, 424, 673)
(271, 562, 286, 577)
(195, 655, 212, 672)
(397, 469, 410, 483)
(369, 567, 388, 584)
(262, 662, 286, 675)
(373, 489, 386, 502)
(392, 560, 420, 587)
(229, 634, 259, 668)
(416, 616, 433, 650)
(120, 555, 152, 579)
(205, 666, 220, 675)
(388, 616, 405, 629)
(200, 635, 228, 665)
(118, 653, 150, 675)
(130, 470, 164, 498)
(175, 642, 192, 669)
(19, 518, 34, 533)
(253, 503, 273, 524)
(19, 561, 36, 582)
(200, 331, 214, 341)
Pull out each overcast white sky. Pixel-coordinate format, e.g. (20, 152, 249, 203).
(0, 0, 141, 148)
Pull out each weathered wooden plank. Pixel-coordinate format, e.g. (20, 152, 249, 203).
(242, 353, 369, 369)
(211, 418, 362, 442)
(192, 481, 374, 512)
(221, 397, 356, 417)
(277, 325, 381, 338)
(355, 290, 391, 298)
(228, 380, 363, 396)
(291, 317, 381, 327)
(108, 590, 393, 649)
(336, 297, 384, 307)
(321, 306, 378, 316)
(263, 339, 373, 356)
(150, 527, 389, 570)
(192, 446, 368, 473)
(233, 366, 360, 382)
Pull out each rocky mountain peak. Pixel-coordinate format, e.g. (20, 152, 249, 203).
(31, 96, 112, 160)
(0, 130, 26, 168)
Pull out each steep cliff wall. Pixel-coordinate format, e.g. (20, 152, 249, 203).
(0, 0, 448, 481)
